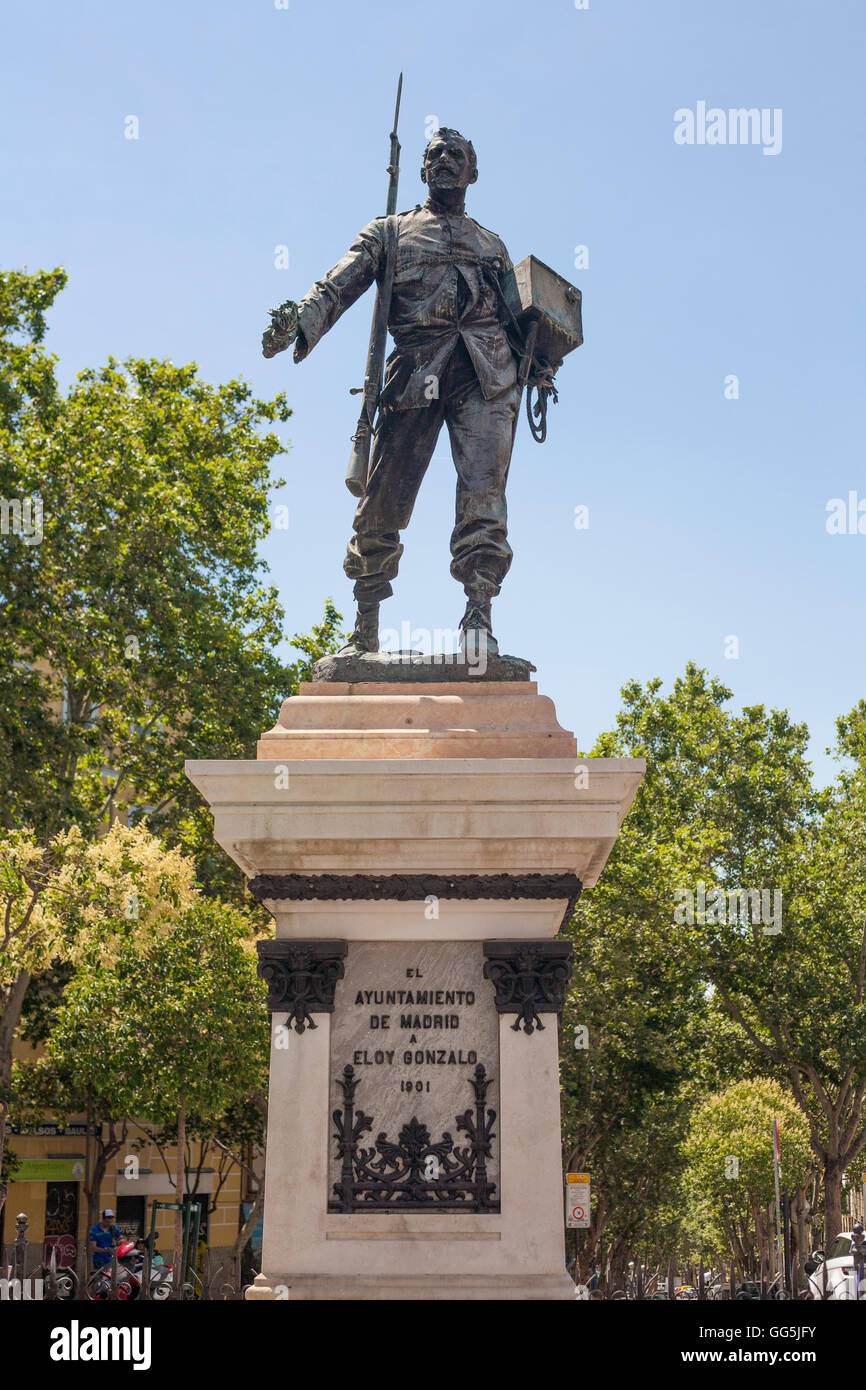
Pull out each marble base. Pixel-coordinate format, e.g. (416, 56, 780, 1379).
(257, 678, 576, 760)
(187, 674, 644, 1304)
(246, 1272, 576, 1301)
(185, 756, 643, 889)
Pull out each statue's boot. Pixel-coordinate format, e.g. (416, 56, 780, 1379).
(337, 602, 380, 657)
(459, 596, 499, 661)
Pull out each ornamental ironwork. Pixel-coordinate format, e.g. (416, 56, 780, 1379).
(482, 940, 574, 1034)
(329, 1063, 499, 1213)
(256, 940, 347, 1033)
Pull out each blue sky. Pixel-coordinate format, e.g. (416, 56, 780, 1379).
(3, 0, 864, 781)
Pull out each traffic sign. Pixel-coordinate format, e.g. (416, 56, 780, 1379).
(565, 1172, 590, 1229)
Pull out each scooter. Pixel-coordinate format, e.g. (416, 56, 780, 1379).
(88, 1240, 177, 1300)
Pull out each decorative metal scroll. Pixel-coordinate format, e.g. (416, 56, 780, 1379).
(329, 1063, 500, 1213)
(256, 940, 347, 1033)
(482, 940, 574, 1034)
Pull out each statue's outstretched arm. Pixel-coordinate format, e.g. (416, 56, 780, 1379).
(261, 220, 385, 362)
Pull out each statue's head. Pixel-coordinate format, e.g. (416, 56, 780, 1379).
(421, 128, 478, 194)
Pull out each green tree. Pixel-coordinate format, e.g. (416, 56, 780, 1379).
(0, 268, 70, 810)
(0, 822, 196, 1214)
(0, 268, 298, 877)
(561, 664, 818, 1280)
(0, 269, 349, 902)
(683, 1079, 813, 1278)
(46, 897, 269, 1278)
(697, 748, 866, 1246)
(136, 1093, 267, 1269)
(11, 1051, 132, 1252)
(0, 266, 66, 427)
(169, 597, 345, 900)
(0, 351, 293, 854)
(286, 599, 347, 686)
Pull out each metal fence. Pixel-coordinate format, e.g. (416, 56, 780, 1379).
(1, 1213, 255, 1301)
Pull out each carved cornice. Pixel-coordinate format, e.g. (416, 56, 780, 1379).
(256, 940, 347, 1033)
(482, 940, 575, 1035)
(250, 873, 581, 928)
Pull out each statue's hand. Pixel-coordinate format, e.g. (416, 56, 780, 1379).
(261, 300, 299, 359)
(528, 355, 562, 390)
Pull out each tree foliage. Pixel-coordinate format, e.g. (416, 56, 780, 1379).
(0, 265, 347, 901)
(561, 664, 824, 1278)
(47, 897, 268, 1130)
(0, 266, 67, 427)
(696, 751, 866, 1245)
(683, 1079, 813, 1259)
(0, 353, 293, 845)
(0, 822, 198, 1210)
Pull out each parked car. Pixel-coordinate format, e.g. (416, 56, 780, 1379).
(806, 1233, 866, 1300)
(735, 1280, 761, 1300)
(705, 1275, 731, 1300)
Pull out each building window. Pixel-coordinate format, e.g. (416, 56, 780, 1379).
(116, 1196, 146, 1241)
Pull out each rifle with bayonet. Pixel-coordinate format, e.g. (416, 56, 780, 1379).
(344, 72, 402, 497)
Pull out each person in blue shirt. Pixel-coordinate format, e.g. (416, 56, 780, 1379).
(88, 1208, 122, 1269)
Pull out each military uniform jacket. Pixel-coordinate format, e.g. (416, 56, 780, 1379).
(294, 202, 520, 410)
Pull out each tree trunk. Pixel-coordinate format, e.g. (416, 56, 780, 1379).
(824, 1154, 844, 1249)
(85, 1121, 125, 1234)
(765, 1202, 777, 1280)
(231, 1182, 264, 1274)
(0, 971, 32, 1215)
(609, 1236, 629, 1293)
(83, 1093, 93, 1225)
(174, 1095, 186, 1298)
(794, 1186, 809, 1295)
(602, 1242, 613, 1296)
(753, 1208, 765, 1289)
(0, 1101, 8, 1220)
(731, 1222, 749, 1274)
(77, 1093, 95, 1293)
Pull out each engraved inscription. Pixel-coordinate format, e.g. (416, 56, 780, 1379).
(328, 941, 500, 1210)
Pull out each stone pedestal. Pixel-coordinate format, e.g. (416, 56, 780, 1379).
(186, 676, 643, 1301)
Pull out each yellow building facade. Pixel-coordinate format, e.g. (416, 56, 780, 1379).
(3, 1118, 254, 1270)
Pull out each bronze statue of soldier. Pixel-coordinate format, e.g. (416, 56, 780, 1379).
(262, 128, 529, 660)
